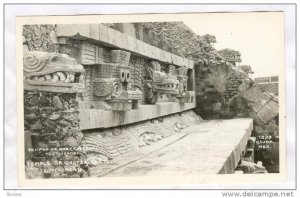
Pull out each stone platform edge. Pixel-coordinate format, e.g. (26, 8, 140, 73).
(79, 101, 196, 130)
(56, 24, 194, 69)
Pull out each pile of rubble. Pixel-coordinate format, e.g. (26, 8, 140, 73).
(235, 161, 268, 174)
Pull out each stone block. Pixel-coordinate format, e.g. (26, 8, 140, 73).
(56, 24, 90, 37)
(136, 40, 145, 56)
(96, 110, 105, 127)
(148, 45, 156, 59)
(175, 55, 180, 66)
(93, 63, 116, 78)
(183, 58, 188, 67)
(243, 85, 264, 102)
(177, 55, 181, 66)
(173, 54, 181, 66)
(177, 56, 184, 66)
(96, 47, 104, 64)
(133, 39, 140, 53)
(188, 59, 194, 69)
(251, 92, 272, 112)
(121, 34, 128, 50)
(145, 44, 151, 57)
(90, 24, 100, 40)
(150, 45, 157, 59)
(111, 102, 132, 111)
(79, 109, 91, 130)
(79, 101, 196, 130)
(115, 30, 123, 48)
(154, 48, 160, 60)
(165, 51, 172, 63)
(99, 24, 109, 43)
(127, 36, 136, 52)
(81, 42, 97, 65)
(89, 109, 99, 129)
(110, 50, 131, 66)
(171, 53, 176, 65)
(159, 49, 166, 62)
(257, 100, 279, 123)
(107, 28, 117, 46)
(143, 43, 151, 58)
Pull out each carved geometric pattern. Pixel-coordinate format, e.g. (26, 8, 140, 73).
(93, 79, 113, 97)
(23, 52, 49, 72)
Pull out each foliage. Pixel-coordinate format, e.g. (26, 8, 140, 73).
(142, 22, 218, 61)
(218, 48, 241, 57)
(238, 65, 254, 75)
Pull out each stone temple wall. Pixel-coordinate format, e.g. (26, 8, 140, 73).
(111, 22, 280, 173)
(22, 23, 201, 178)
(23, 25, 87, 178)
(55, 24, 196, 129)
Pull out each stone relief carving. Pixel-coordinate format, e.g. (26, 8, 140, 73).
(89, 50, 142, 111)
(176, 67, 193, 103)
(57, 37, 194, 108)
(144, 61, 179, 104)
(144, 61, 193, 104)
(23, 51, 85, 93)
(23, 51, 89, 178)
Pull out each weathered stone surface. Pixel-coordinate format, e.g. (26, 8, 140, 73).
(24, 91, 86, 178)
(242, 84, 264, 102)
(107, 28, 117, 46)
(80, 110, 202, 165)
(110, 50, 131, 66)
(104, 118, 253, 176)
(251, 92, 272, 112)
(257, 100, 279, 123)
(127, 35, 136, 52)
(56, 24, 194, 68)
(136, 39, 145, 56)
(21, 23, 216, 179)
(57, 24, 91, 37)
(23, 51, 85, 93)
(79, 99, 196, 130)
(99, 24, 109, 43)
(23, 25, 58, 52)
(90, 24, 100, 41)
(115, 30, 123, 48)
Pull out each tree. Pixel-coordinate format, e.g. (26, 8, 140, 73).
(238, 65, 254, 76)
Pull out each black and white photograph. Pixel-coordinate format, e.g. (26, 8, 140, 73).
(20, 13, 283, 180)
(2, 3, 297, 193)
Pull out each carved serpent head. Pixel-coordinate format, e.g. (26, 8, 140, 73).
(23, 51, 85, 93)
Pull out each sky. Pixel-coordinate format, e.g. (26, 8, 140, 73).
(184, 12, 284, 78)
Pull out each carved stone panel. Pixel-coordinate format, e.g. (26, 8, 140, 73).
(23, 51, 85, 93)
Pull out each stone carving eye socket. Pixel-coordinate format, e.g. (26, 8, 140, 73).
(125, 70, 131, 82)
(112, 81, 122, 98)
(119, 69, 126, 82)
(50, 56, 58, 63)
